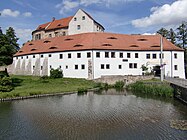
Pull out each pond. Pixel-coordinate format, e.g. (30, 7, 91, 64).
(0, 89, 187, 140)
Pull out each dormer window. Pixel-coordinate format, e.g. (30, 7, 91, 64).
(43, 40, 51, 43)
(107, 37, 117, 40)
(102, 43, 112, 47)
(49, 34, 52, 38)
(82, 16, 85, 20)
(64, 38, 73, 41)
(49, 47, 58, 49)
(74, 17, 77, 21)
(77, 25, 81, 30)
(31, 48, 37, 51)
(29, 43, 33, 46)
(74, 44, 83, 47)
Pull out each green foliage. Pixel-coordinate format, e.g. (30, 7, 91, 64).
(50, 68, 63, 79)
(157, 28, 169, 38)
(0, 77, 14, 92)
(176, 21, 187, 48)
(0, 70, 9, 78)
(127, 81, 173, 98)
(77, 88, 88, 95)
(114, 81, 124, 89)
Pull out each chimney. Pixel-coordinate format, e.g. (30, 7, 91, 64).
(52, 17, 55, 21)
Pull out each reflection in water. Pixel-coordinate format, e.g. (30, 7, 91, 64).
(0, 90, 187, 140)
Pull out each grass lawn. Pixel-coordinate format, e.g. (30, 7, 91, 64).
(0, 75, 96, 98)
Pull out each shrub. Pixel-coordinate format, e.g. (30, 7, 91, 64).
(50, 68, 63, 79)
(0, 77, 14, 92)
(0, 70, 9, 78)
(114, 81, 124, 89)
(77, 88, 87, 95)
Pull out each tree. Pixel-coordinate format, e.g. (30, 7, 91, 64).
(0, 27, 18, 66)
(157, 28, 169, 38)
(0, 27, 3, 36)
(168, 28, 176, 45)
(176, 21, 187, 48)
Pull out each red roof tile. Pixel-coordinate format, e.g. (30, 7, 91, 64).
(15, 32, 183, 56)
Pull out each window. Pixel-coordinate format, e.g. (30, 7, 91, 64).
(135, 53, 139, 58)
(59, 65, 62, 69)
(63, 32, 66, 36)
(82, 16, 85, 20)
(119, 65, 122, 69)
(174, 65, 178, 70)
(105, 52, 109, 58)
(106, 64, 110, 69)
(55, 32, 58, 37)
(146, 54, 150, 59)
(68, 53, 71, 58)
(49, 54, 52, 57)
(77, 25, 81, 30)
(120, 53, 123, 58)
(77, 53, 81, 58)
(96, 52, 100, 58)
(159, 53, 164, 59)
(16, 57, 18, 59)
(33, 55, 35, 58)
(111, 52, 115, 58)
(49, 34, 52, 38)
(26, 56, 28, 59)
(87, 52, 91, 58)
(127, 53, 131, 58)
(40, 55, 43, 58)
(122, 59, 128, 62)
(81, 65, 85, 69)
(101, 64, 104, 69)
(66, 65, 68, 69)
(129, 63, 137, 69)
(33, 66, 35, 69)
(152, 54, 157, 59)
(59, 54, 63, 59)
(75, 65, 78, 70)
(174, 53, 177, 59)
(41, 66, 43, 70)
(21, 56, 23, 59)
(74, 17, 77, 21)
(50, 65, 52, 69)
(35, 34, 41, 40)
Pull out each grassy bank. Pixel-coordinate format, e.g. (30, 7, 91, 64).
(127, 79, 174, 97)
(0, 75, 96, 99)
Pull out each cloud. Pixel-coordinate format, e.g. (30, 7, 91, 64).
(0, 9, 20, 17)
(14, 28, 32, 45)
(56, 0, 144, 14)
(132, 0, 187, 28)
(23, 12, 32, 17)
(0, 9, 32, 18)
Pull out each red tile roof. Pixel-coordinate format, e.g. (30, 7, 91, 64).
(33, 16, 73, 33)
(15, 32, 183, 56)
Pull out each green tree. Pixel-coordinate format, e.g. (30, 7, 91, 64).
(176, 21, 187, 48)
(6, 27, 20, 50)
(157, 28, 169, 38)
(168, 28, 176, 45)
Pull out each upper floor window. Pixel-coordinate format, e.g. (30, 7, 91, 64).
(59, 54, 63, 59)
(33, 55, 35, 58)
(106, 64, 110, 69)
(77, 53, 81, 58)
(152, 54, 157, 59)
(135, 53, 139, 58)
(82, 16, 85, 20)
(63, 32, 66, 36)
(160, 53, 164, 59)
(119, 53, 123, 58)
(74, 17, 77, 21)
(77, 25, 81, 30)
(75, 65, 78, 70)
(111, 52, 115, 58)
(49, 34, 52, 38)
(35, 34, 41, 40)
(49, 54, 52, 57)
(127, 53, 131, 58)
(174, 65, 178, 70)
(81, 64, 85, 69)
(129, 63, 137, 69)
(96, 52, 100, 58)
(40, 54, 43, 58)
(174, 53, 177, 59)
(87, 52, 91, 58)
(146, 54, 150, 59)
(101, 64, 105, 69)
(105, 52, 109, 58)
(119, 65, 122, 69)
(68, 53, 71, 58)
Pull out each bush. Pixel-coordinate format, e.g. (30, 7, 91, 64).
(77, 88, 87, 95)
(0, 77, 14, 92)
(0, 70, 9, 78)
(50, 68, 63, 79)
(114, 81, 124, 89)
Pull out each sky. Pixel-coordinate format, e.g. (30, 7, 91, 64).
(0, 0, 187, 46)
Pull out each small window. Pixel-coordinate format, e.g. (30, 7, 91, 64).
(152, 54, 157, 59)
(74, 17, 77, 21)
(77, 25, 81, 30)
(33, 55, 35, 58)
(77, 53, 81, 58)
(68, 53, 71, 58)
(49, 54, 52, 57)
(174, 53, 177, 59)
(75, 65, 78, 70)
(119, 65, 122, 69)
(41, 55, 43, 58)
(159, 53, 164, 59)
(134, 63, 137, 68)
(26, 56, 28, 59)
(49, 34, 52, 38)
(120, 53, 123, 58)
(21, 56, 23, 59)
(50, 65, 52, 69)
(174, 65, 178, 70)
(63, 32, 66, 36)
(146, 54, 150, 59)
(59, 54, 63, 59)
(105, 52, 109, 58)
(111, 52, 115, 58)
(106, 64, 110, 69)
(33, 66, 35, 69)
(59, 65, 62, 69)
(101, 64, 104, 69)
(135, 53, 138, 58)
(41, 66, 43, 70)
(87, 52, 91, 58)
(129, 63, 133, 68)
(127, 53, 131, 58)
(122, 59, 128, 62)
(96, 52, 100, 58)
(81, 65, 85, 69)
(66, 65, 68, 69)
(82, 16, 85, 20)
(16, 57, 18, 59)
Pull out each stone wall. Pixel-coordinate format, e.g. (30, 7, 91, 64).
(94, 75, 154, 85)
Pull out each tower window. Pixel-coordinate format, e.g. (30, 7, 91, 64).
(82, 16, 85, 20)
(77, 25, 81, 30)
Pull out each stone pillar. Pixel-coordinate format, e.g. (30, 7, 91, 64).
(41, 58, 48, 76)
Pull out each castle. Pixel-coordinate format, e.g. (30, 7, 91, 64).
(12, 9, 185, 79)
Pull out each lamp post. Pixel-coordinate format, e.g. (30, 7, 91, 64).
(160, 35, 164, 82)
